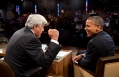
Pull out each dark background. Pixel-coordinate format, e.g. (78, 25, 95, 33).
(0, 0, 119, 14)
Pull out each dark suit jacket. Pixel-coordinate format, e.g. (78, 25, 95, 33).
(4, 27, 61, 77)
(78, 31, 115, 72)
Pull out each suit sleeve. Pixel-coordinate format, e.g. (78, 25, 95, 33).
(78, 42, 101, 70)
(25, 38, 61, 68)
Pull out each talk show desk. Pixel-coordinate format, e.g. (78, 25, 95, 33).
(46, 50, 73, 77)
(0, 43, 73, 77)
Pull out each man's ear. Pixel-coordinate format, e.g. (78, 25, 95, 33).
(96, 25, 102, 32)
(33, 24, 37, 29)
(32, 24, 37, 34)
(97, 25, 101, 29)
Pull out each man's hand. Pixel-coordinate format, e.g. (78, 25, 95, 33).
(72, 54, 83, 64)
(48, 29, 59, 41)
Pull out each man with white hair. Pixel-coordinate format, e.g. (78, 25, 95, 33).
(4, 14, 62, 77)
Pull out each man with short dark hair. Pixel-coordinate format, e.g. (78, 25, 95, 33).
(72, 16, 115, 72)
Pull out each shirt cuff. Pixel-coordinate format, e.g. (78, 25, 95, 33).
(51, 39, 59, 45)
(82, 54, 86, 57)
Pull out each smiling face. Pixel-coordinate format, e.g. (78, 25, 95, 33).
(85, 20, 101, 37)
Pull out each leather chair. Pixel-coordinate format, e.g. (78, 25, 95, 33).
(73, 55, 119, 77)
(0, 60, 42, 77)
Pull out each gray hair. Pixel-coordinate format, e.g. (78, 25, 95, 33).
(87, 16, 104, 29)
(25, 14, 48, 28)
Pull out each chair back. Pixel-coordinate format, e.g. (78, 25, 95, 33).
(73, 55, 119, 77)
(96, 55, 119, 77)
(0, 60, 16, 77)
